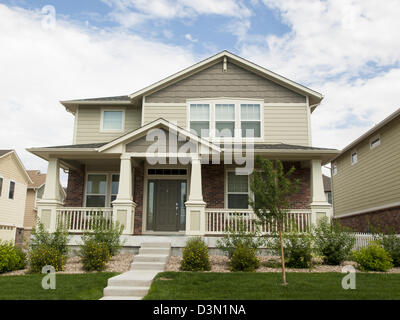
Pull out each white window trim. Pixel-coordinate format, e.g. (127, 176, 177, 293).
(225, 169, 254, 209)
(100, 108, 125, 133)
(186, 98, 264, 142)
(84, 172, 120, 207)
(350, 150, 358, 165)
(332, 163, 338, 176)
(370, 134, 381, 150)
(8, 180, 15, 200)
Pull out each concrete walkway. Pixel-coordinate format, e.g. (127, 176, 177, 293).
(100, 242, 171, 300)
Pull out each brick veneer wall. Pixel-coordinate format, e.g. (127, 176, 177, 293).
(285, 162, 311, 210)
(133, 166, 144, 235)
(202, 163, 225, 209)
(336, 206, 400, 233)
(65, 165, 85, 207)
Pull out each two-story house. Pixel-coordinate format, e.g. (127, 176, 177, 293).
(27, 51, 339, 241)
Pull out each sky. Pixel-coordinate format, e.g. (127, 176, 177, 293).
(0, 0, 400, 185)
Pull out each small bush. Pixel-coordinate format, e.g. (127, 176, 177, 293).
(313, 217, 355, 265)
(0, 241, 27, 273)
(353, 242, 394, 272)
(29, 245, 66, 273)
(30, 221, 69, 256)
(79, 239, 110, 272)
(271, 231, 314, 268)
(377, 234, 400, 267)
(230, 245, 260, 272)
(81, 217, 124, 256)
(180, 237, 211, 271)
(216, 221, 266, 258)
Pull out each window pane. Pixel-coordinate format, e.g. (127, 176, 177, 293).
(103, 111, 123, 130)
(0, 177, 2, 197)
(86, 195, 106, 207)
(180, 182, 187, 228)
(228, 194, 248, 209)
(216, 122, 234, 137)
(190, 104, 209, 121)
(241, 121, 261, 137)
(8, 181, 15, 199)
(147, 182, 155, 228)
(111, 175, 119, 195)
(215, 104, 235, 121)
(190, 121, 209, 137)
(86, 174, 107, 194)
(241, 104, 260, 120)
(228, 172, 248, 192)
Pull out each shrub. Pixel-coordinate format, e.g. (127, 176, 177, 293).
(230, 244, 260, 272)
(29, 245, 66, 273)
(353, 241, 394, 272)
(313, 217, 355, 265)
(180, 237, 211, 271)
(79, 239, 110, 272)
(0, 241, 27, 273)
(271, 231, 314, 268)
(30, 221, 69, 256)
(377, 233, 400, 267)
(216, 220, 266, 258)
(81, 217, 124, 256)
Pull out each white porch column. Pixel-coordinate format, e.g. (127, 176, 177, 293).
(310, 159, 332, 224)
(112, 154, 136, 235)
(185, 154, 206, 236)
(37, 158, 63, 232)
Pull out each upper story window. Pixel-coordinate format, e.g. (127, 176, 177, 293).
(101, 110, 124, 132)
(8, 181, 15, 199)
(370, 136, 381, 149)
(351, 151, 358, 165)
(189, 100, 263, 139)
(332, 164, 338, 176)
(0, 177, 3, 197)
(190, 104, 210, 137)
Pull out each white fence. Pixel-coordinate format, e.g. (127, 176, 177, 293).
(205, 209, 311, 234)
(353, 232, 375, 250)
(56, 208, 113, 233)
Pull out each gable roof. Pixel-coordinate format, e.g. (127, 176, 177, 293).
(98, 118, 221, 153)
(27, 170, 47, 189)
(0, 150, 33, 184)
(60, 51, 323, 112)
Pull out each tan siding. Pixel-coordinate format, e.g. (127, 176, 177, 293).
(146, 62, 306, 103)
(24, 190, 37, 229)
(143, 105, 187, 128)
(264, 106, 309, 145)
(332, 118, 400, 216)
(75, 105, 142, 144)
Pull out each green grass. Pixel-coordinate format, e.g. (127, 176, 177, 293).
(144, 272, 400, 300)
(0, 273, 118, 300)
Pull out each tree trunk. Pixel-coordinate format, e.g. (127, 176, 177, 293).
(279, 224, 287, 285)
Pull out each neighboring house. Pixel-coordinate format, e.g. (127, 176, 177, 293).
(331, 108, 400, 233)
(27, 51, 339, 238)
(24, 170, 66, 241)
(0, 150, 32, 244)
(323, 175, 332, 204)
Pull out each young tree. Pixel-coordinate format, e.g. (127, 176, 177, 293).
(249, 156, 299, 285)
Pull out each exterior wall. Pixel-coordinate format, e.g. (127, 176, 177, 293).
(0, 154, 28, 234)
(332, 117, 400, 217)
(264, 105, 309, 145)
(336, 206, 400, 233)
(75, 105, 141, 144)
(23, 189, 37, 229)
(202, 164, 225, 209)
(65, 166, 85, 207)
(143, 105, 187, 128)
(286, 162, 311, 209)
(146, 61, 305, 103)
(133, 166, 144, 235)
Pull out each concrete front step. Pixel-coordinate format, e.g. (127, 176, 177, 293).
(100, 296, 143, 300)
(141, 242, 171, 248)
(133, 254, 169, 263)
(131, 261, 165, 271)
(139, 247, 171, 255)
(107, 271, 158, 287)
(103, 286, 149, 297)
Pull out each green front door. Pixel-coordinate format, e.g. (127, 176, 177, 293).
(147, 180, 187, 231)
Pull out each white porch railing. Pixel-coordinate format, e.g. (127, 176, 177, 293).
(56, 208, 113, 233)
(205, 209, 311, 235)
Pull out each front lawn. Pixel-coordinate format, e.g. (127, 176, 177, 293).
(144, 272, 400, 300)
(0, 273, 118, 300)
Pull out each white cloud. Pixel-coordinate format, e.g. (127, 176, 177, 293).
(184, 33, 197, 42)
(0, 4, 197, 185)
